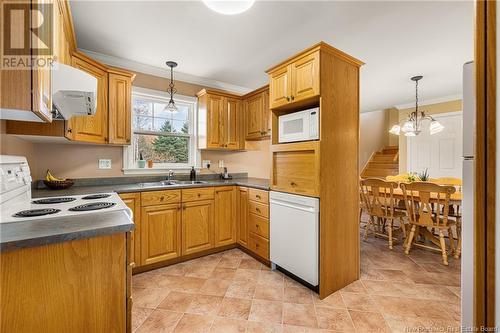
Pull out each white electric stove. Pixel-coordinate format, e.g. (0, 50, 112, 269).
(0, 155, 131, 224)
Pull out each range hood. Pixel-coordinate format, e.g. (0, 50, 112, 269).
(52, 62, 97, 119)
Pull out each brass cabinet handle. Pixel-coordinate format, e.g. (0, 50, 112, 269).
(291, 95, 295, 101)
(182, 205, 186, 210)
(67, 129, 72, 133)
(286, 96, 290, 102)
(256, 195, 261, 199)
(197, 193, 201, 197)
(255, 224, 259, 228)
(160, 196, 165, 201)
(256, 208, 261, 213)
(256, 243, 260, 248)
(290, 182, 297, 186)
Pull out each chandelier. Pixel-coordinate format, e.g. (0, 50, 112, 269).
(164, 61, 178, 113)
(389, 75, 444, 137)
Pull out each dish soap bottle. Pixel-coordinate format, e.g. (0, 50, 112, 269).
(190, 166, 196, 181)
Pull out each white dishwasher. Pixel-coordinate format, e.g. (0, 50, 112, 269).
(270, 191, 319, 286)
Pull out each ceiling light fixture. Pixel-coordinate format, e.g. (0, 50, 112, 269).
(165, 61, 178, 113)
(202, 0, 255, 15)
(389, 75, 444, 137)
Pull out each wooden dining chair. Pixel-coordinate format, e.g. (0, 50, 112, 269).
(432, 177, 462, 259)
(400, 182, 457, 265)
(359, 178, 406, 249)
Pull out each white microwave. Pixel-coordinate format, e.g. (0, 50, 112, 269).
(278, 107, 319, 143)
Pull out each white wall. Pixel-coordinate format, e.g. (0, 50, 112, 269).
(359, 109, 390, 169)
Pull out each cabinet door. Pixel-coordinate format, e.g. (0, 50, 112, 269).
(290, 51, 320, 103)
(225, 97, 241, 149)
(269, 65, 291, 109)
(54, 0, 72, 66)
(67, 53, 108, 143)
(119, 193, 141, 267)
(207, 95, 224, 148)
(237, 187, 249, 247)
(214, 186, 236, 247)
(182, 200, 215, 255)
(262, 89, 271, 136)
(108, 73, 132, 145)
(141, 204, 182, 266)
(245, 94, 264, 140)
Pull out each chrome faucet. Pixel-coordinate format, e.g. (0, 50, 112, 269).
(167, 170, 175, 182)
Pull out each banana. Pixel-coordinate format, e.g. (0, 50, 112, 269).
(46, 170, 66, 182)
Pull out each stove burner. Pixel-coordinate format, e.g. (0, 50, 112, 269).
(69, 202, 115, 212)
(13, 208, 61, 218)
(81, 194, 112, 200)
(32, 197, 76, 204)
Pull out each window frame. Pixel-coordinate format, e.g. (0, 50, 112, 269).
(123, 87, 200, 174)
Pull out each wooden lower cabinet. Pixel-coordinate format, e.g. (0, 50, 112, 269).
(119, 193, 141, 267)
(141, 203, 182, 265)
(237, 187, 249, 247)
(1, 234, 127, 332)
(214, 186, 236, 247)
(182, 200, 215, 256)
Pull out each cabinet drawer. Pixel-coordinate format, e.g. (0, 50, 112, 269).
(248, 200, 269, 219)
(248, 232, 269, 260)
(248, 213, 269, 239)
(141, 190, 181, 206)
(248, 188, 269, 204)
(182, 187, 215, 202)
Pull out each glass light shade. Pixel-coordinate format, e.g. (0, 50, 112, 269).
(401, 121, 414, 133)
(429, 120, 444, 135)
(404, 131, 417, 137)
(164, 100, 178, 113)
(202, 0, 255, 15)
(389, 124, 401, 135)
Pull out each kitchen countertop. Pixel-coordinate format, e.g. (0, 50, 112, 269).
(0, 210, 134, 252)
(32, 177, 270, 198)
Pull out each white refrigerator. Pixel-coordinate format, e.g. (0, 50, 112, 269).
(462, 61, 475, 328)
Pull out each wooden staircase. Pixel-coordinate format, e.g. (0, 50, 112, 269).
(361, 145, 399, 179)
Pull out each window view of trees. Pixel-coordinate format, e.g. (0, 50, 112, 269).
(132, 97, 191, 165)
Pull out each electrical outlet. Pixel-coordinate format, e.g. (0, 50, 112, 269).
(218, 160, 224, 168)
(98, 159, 112, 169)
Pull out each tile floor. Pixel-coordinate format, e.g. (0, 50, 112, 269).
(132, 234, 461, 332)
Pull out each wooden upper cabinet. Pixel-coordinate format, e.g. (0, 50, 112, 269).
(182, 200, 215, 255)
(54, 0, 74, 66)
(268, 50, 320, 109)
(67, 52, 109, 143)
(108, 68, 135, 145)
(244, 86, 270, 140)
(197, 89, 243, 150)
(119, 193, 141, 267)
(237, 187, 249, 247)
(141, 203, 182, 266)
(214, 186, 236, 247)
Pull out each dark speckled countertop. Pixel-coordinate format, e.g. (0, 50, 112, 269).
(2, 177, 269, 252)
(32, 177, 270, 198)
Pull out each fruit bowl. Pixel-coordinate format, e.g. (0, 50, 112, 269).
(43, 179, 74, 190)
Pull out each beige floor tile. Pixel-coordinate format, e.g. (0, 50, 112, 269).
(239, 258, 263, 270)
(133, 287, 171, 309)
(254, 283, 284, 301)
(233, 268, 261, 282)
(340, 280, 366, 293)
(186, 294, 223, 315)
(314, 306, 354, 331)
(283, 286, 313, 304)
(211, 267, 237, 280)
(185, 265, 216, 279)
(249, 299, 283, 324)
(157, 291, 194, 312)
(375, 269, 413, 282)
(218, 257, 242, 269)
(312, 291, 345, 309)
(258, 270, 284, 286)
(132, 306, 153, 332)
(133, 271, 161, 289)
(136, 309, 183, 333)
(155, 263, 189, 277)
(341, 292, 378, 312)
(226, 280, 257, 299)
(199, 278, 232, 296)
(348, 310, 390, 332)
(173, 313, 215, 333)
(210, 317, 247, 333)
(370, 295, 420, 317)
(217, 297, 252, 320)
(247, 321, 283, 333)
(282, 303, 318, 328)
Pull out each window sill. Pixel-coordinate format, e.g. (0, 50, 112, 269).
(122, 166, 201, 175)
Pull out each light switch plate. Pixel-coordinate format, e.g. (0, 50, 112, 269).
(98, 159, 112, 169)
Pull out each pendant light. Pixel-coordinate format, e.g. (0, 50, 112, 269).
(164, 61, 178, 113)
(202, 0, 255, 15)
(389, 75, 444, 136)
